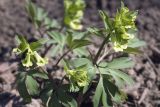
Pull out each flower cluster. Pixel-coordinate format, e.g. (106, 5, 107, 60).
(65, 69, 89, 87)
(13, 36, 48, 67)
(64, 0, 85, 30)
(111, 5, 138, 52)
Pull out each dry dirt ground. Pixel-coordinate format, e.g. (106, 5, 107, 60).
(0, 0, 160, 107)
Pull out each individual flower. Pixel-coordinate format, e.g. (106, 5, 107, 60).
(33, 51, 48, 66)
(22, 53, 33, 67)
(66, 69, 89, 87)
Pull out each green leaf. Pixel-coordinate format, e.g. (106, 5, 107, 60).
(93, 77, 103, 107)
(103, 77, 118, 97)
(107, 57, 135, 69)
(128, 38, 146, 48)
(44, 18, 60, 29)
(112, 74, 126, 87)
(25, 75, 39, 95)
(58, 88, 77, 107)
(15, 36, 21, 45)
(69, 58, 91, 68)
(30, 38, 48, 51)
(48, 31, 64, 44)
(16, 72, 31, 103)
(101, 89, 112, 107)
(124, 47, 142, 54)
(26, 0, 36, 21)
(109, 69, 134, 85)
(28, 70, 48, 79)
(73, 47, 89, 57)
(66, 33, 73, 48)
(99, 10, 112, 31)
(50, 45, 61, 57)
(36, 7, 47, 21)
(17, 35, 29, 52)
(112, 91, 127, 103)
(69, 30, 88, 40)
(47, 31, 66, 56)
(71, 39, 91, 49)
(87, 27, 103, 36)
(40, 86, 53, 105)
(48, 93, 61, 107)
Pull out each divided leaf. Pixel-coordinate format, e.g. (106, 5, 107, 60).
(107, 57, 135, 69)
(99, 10, 113, 32)
(128, 38, 146, 48)
(16, 72, 31, 103)
(28, 70, 48, 79)
(109, 69, 134, 86)
(93, 77, 103, 107)
(58, 88, 78, 107)
(30, 38, 48, 51)
(48, 93, 61, 107)
(40, 86, 53, 106)
(25, 75, 39, 95)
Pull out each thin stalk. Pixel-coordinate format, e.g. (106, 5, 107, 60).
(93, 34, 110, 65)
(55, 49, 71, 66)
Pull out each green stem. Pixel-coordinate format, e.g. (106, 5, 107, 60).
(93, 34, 110, 65)
(55, 49, 71, 66)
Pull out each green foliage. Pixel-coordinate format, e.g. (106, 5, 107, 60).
(13, 1, 146, 107)
(107, 57, 135, 69)
(26, 0, 60, 29)
(64, 0, 85, 30)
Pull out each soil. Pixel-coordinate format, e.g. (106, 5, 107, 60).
(0, 0, 160, 107)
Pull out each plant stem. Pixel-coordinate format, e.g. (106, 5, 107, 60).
(93, 34, 110, 65)
(55, 49, 71, 66)
(77, 91, 83, 107)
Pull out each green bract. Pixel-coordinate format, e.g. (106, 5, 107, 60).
(99, 3, 138, 52)
(13, 36, 48, 67)
(64, 0, 85, 30)
(65, 69, 89, 87)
